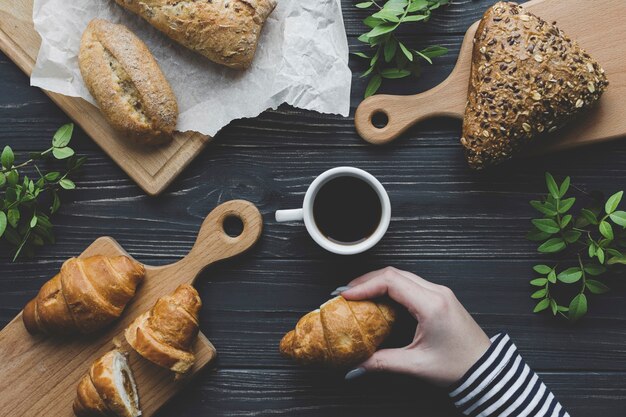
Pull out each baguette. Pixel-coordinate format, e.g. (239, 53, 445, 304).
(461, 2, 608, 169)
(113, 0, 277, 69)
(79, 19, 178, 145)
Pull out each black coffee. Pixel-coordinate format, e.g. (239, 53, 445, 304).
(313, 176, 382, 244)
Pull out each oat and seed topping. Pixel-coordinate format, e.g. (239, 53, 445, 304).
(461, 1, 608, 169)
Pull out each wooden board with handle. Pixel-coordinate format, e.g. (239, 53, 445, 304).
(355, 0, 626, 154)
(0, 200, 263, 417)
(0, 0, 212, 196)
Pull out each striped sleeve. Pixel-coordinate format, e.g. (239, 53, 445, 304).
(447, 333, 570, 417)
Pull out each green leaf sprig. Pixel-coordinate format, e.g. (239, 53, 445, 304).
(527, 173, 626, 321)
(354, 0, 449, 97)
(0, 124, 85, 260)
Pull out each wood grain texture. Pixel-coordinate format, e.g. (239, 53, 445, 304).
(355, 0, 626, 150)
(0, 146, 623, 261)
(3, 258, 626, 372)
(1, 0, 626, 416)
(155, 370, 626, 417)
(0, 0, 212, 196)
(0, 200, 262, 417)
(342, 0, 510, 36)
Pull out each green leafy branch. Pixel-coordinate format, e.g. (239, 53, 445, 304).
(353, 0, 449, 97)
(527, 173, 626, 321)
(0, 124, 85, 260)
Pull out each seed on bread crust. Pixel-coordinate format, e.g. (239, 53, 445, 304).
(461, 1, 608, 169)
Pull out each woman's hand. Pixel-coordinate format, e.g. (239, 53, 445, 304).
(337, 267, 491, 386)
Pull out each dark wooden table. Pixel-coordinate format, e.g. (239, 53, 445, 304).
(1, 1, 625, 415)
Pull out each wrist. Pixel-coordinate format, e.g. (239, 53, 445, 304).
(448, 333, 511, 415)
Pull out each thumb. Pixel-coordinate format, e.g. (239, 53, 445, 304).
(345, 348, 420, 380)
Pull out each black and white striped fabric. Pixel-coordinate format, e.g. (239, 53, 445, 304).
(448, 333, 569, 417)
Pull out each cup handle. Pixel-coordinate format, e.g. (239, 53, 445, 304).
(275, 208, 304, 223)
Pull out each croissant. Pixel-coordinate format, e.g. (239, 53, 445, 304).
(280, 296, 395, 367)
(125, 284, 201, 374)
(22, 256, 145, 335)
(73, 349, 141, 417)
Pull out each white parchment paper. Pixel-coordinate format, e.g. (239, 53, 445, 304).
(31, 0, 351, 136)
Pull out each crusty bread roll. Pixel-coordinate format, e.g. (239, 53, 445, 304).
(78, 19, 178, 145)
(461, 1, 608, 169)
(73, 350, 141, 417)
(113, 0, 277, 69)
(125, 284, 202, 374)
(280, 296, 395, 367)
(22, 255, 145, 335)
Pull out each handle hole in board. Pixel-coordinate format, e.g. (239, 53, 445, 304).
(371, 111, 389, 129)
(223, 215, 244, 238)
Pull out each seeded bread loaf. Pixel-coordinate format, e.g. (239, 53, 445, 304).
(114, 0, 277, 69)
(79, 19, 178, 145)
(461, 2, 608, 169)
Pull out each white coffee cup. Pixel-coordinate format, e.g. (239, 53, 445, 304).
(275, 167, 391, 255)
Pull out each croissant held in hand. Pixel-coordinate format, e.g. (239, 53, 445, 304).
(22, 256, 145, 335)
(125, 284, 202, 374)
(280, 296, 395, 367)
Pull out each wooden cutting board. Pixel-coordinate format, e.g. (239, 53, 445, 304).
(0, 200, 263, 417)
(0, 0, 212, 196)
(355, 0, 626, 154)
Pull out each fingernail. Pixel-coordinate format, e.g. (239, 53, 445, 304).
(330, 286, 351, 296)
(344, 367, 366, 381)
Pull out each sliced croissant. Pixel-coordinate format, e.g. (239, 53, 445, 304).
(125, 284, 201, 374)
(23, 256, 145, 335)
(280, 296, 395, 367)
(73, 349, 141, 417)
